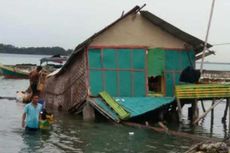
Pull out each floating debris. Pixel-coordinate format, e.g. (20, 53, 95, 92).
(185, 141, 229, 153)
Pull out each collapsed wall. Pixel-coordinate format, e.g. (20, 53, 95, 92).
(44, 50, 88, 112)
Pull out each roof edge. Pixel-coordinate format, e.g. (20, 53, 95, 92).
(57, 6, 141, 75)
(140, 10, 212, 53)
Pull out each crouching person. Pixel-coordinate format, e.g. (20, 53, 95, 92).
(22, 93, 43, 131)
(39, 109, 54, 129)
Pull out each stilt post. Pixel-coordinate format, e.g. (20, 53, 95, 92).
(210, 99, 215, 134)
(228, 98, 230, 131)
(192, 99, 199, 124)
(201, 100, 206, 112)
(222, 98, 229, 123)
(176, 98, 182, 122)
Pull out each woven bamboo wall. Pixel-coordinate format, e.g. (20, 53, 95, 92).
(44, 50, 87, 112)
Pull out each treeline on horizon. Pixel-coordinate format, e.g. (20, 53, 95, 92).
(0, 43, 73, 55)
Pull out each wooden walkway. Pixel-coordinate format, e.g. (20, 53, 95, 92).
(175, 84, 230, 99)
(175, 83, 230, 123)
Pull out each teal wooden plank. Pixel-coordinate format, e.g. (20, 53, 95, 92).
(88, 48, 101, 68)
(118, 49, 131, 69)
(132, 49, 145, 69)
(119, 71, 131, 96)
(102, 49, 117, 69)
(133, 72, 145, 96)
(89, 70, 103, 96)
(105, 71, 117, 96)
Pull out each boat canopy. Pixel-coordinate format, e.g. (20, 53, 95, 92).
(40, 57, 68, 65)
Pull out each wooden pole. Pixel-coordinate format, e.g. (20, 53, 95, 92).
(222, 99, 229, 123)
(210, 100, 215, 134)
(201, 100, 206, 112)
(193, 99, 222, 125)
(0, 96, 16, 100)
(176, 98, 182, 122)
(192, 99, 199, 123)
(228, 98, 230, 132)
(122, 122, 220, 142)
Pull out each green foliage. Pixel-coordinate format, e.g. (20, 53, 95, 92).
(0, 43, 73, 55)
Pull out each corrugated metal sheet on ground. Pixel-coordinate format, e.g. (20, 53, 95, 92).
(91, 97, 174, 121)
(93, 98, 120, 122)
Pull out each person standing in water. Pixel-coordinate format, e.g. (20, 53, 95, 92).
(22, 93, 43, 131)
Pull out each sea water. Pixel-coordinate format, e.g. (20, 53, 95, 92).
(0, 53, 230, 153)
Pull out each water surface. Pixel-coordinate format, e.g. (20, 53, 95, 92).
(1, 53, 230, 153)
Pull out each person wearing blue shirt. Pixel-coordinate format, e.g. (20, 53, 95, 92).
(22, 94, 43, 131)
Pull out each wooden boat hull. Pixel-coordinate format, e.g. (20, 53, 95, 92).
(0, 64, 29, 79)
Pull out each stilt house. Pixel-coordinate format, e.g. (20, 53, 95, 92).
(44, 6, 212, 122)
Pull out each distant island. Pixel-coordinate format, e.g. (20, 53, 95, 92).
(0, 43, 73, 55)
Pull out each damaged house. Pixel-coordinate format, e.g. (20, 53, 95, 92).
(44, 5, 211, 122)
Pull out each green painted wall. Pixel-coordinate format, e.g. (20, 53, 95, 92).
(164, 50, 195, 96)
(148, 48, 165, 77)
(88, 48, 146, 97)
(148, 48, 195, 97)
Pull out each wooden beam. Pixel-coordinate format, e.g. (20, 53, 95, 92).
(0, 96, 16, 100)
(195, 51, 215, 60)
(122, 122, 220, 142)
(192, 99, 199, 123)
(193, 99, 222, 125)
(228, 98, 230, 132)
(222, 99, 229, 122)
(201, 100, 206, 112)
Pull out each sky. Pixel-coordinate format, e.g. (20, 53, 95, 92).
(0, 0, 229, 62)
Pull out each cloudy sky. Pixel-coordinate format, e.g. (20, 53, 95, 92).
(0, 0, 229, 62)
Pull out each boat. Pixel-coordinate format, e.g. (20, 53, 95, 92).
(0, 64, 30, 79)
(0, 55, 67, 79)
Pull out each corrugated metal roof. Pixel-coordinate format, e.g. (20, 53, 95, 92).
(115, 97, 174, 117)
(90, 97, 174, 122)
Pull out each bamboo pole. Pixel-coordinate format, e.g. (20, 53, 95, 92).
(200, 0, 216, 74)
(222, 99, 229, 123)
(193, 99, 222, 125)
